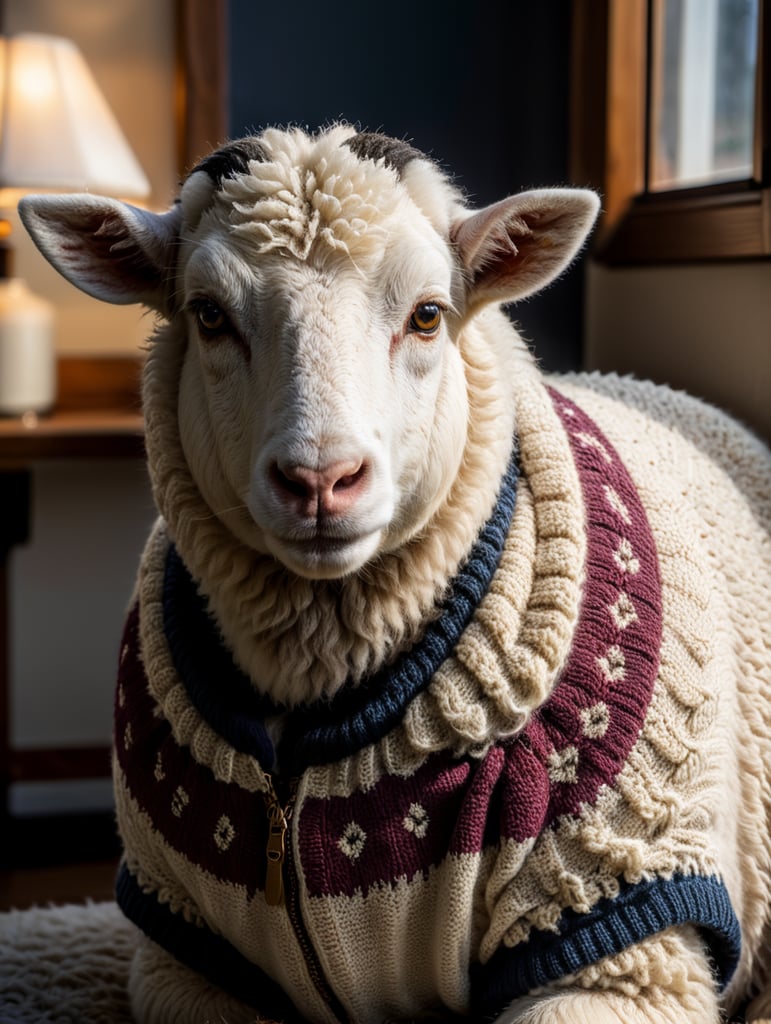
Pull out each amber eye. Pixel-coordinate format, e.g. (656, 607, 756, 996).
(409, 302, 442, 335)
(193, 299, 228, 336)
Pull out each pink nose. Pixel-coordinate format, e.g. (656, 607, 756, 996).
(270, 459, 368, 518)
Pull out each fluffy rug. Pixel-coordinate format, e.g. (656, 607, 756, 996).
(0, 901, 135, 1023)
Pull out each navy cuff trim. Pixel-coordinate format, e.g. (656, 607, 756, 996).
(471, 873, 741, 1017)
(116, 863, 305, 1023)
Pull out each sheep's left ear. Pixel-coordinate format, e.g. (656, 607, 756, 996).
(452, 188, 600, 308)
(18, 194, 182, 313)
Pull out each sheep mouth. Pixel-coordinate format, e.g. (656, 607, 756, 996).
(293, 534, 364, 554)
(282, 529, 378, 556)
(266, 528, 384, 579)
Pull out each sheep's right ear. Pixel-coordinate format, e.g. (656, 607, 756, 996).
(452, 188, 600, 309)
(18, 194, 182, 312)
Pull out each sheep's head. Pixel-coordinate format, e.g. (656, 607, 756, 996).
(19, 125, 599, 582)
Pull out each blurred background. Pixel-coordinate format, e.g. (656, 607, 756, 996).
(0, 0, 768, 904)
(228, 1, 583, 372)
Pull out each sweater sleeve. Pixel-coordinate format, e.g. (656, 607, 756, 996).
(467, 378, 761, 1018)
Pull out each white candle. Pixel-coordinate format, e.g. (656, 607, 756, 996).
(0, 277, 55, 416)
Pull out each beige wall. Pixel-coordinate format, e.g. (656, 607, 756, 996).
(585, 260, 771, 442)
(5, 0, 178, 354)
(7, 1, 173, 814)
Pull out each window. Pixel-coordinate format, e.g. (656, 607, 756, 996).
(650, 0, 759, 190)
(571, 0, 770, 263)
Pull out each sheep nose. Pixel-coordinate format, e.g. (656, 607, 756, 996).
(270, 459, 369, 518)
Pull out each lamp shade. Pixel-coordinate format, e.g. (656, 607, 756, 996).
(0, 33, 150, 198)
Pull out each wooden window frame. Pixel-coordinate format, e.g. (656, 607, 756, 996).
(175, 0, 228, 174)
(571, 0, 770, 264)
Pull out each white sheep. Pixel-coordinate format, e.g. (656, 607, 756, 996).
(20, 124, 771, 1024)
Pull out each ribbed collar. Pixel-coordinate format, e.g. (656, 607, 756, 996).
(161, 449, 519, 776)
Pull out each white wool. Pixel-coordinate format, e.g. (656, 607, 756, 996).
(138, 127, 588, 703)
(143, 305, 522, 704)
(222, 126, 399, 264)
(194, 125, 464, 270)
(16, 124, 598, 705)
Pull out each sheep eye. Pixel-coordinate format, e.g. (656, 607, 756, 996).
(193, 300, 228, 336)
(409, 303, 442, 335)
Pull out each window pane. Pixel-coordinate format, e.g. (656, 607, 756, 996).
(649, 0, 758, 190)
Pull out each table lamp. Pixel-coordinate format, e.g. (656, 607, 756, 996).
(0, 32, 150, 416)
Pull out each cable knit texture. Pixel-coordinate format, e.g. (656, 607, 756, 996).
(113, 370, 771, 1024)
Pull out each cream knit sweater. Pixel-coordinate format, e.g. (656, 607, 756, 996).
(113, 370, 771, 1024)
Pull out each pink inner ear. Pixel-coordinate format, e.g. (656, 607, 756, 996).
(57, 229, 157, 301)
(18, 196, 181, 310)
(451, 189, 600, 307)
(456, 212, 543, 292)
(480, 239, 528, 289)
(453, 198, 518, 274)
(454, 202, 547, 286)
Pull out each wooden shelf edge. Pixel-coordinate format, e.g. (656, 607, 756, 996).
(56, 355, 144, 414)
(0, 356, 146, 465)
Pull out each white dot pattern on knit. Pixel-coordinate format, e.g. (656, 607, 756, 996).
(543, 393, 660, 786)
(614, 538, 640, 575)
(610, 592, 638, 631)
(575, 430, 612, 464)
(580, 702, 610, 739)
(597, 645, 626, 683)
(604, 484, 632, 525)
(403, 803, 430, 838)
(213, 814, 236, 852)
(170, 786, 189, 818)
(547, 746, 580, 784)
(338, 822, 367, 861)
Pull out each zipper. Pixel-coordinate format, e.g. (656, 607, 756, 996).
(263, 777, 295, 907)
(262, 775, 350, 1024)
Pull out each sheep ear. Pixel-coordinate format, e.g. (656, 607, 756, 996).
(18, 194, 182, 312)
(452, 188, 600, 307)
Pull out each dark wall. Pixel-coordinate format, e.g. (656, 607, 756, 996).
(228, 2, 583, 371)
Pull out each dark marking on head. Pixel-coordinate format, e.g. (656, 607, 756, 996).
(190, 138, 268, 188)
(344, 132, 427, 177)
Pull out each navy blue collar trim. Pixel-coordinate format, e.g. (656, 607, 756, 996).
(162, 445, 519, 774)
(162, 547, 276, 767)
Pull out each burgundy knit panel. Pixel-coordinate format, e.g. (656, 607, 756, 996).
(114, 606, 269, 895)
(298, 391, 662, 896)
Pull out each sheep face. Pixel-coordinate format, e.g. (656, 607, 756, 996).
(17, 126, 599, 582)
(176, 179, 468, 579)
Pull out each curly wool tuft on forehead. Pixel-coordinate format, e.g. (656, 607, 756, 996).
(186, 125, 460, 265)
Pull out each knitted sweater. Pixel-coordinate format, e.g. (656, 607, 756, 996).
(113, 374, 771, 1024)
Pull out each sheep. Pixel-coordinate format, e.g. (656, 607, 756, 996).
(19, 124, 771, 1024)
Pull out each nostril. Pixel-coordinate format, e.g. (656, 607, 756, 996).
(333, 462, 367, 493)
(270, 462, 314, 500)
(269, 457, 370, 516)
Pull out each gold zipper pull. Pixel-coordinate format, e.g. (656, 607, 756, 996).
(264, 795, 287, 907)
